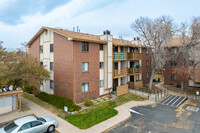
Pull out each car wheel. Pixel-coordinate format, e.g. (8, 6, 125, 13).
(47, 125, 55, 133)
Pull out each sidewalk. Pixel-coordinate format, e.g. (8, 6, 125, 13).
(0, 97, 154, 133)
(155, 82, 198, 99)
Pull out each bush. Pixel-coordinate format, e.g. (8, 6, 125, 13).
(91, 100, 98, 105)
(35, 92, 81, 112)
(96, 98, 104, 103)
(102, 96, 109, 101)
(84, 99, 93, 107)
(23, 86, 35, 94)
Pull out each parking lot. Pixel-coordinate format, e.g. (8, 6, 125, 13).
(106, 95, 200, 133)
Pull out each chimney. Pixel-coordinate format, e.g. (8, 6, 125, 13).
(103, 30, 111, 35)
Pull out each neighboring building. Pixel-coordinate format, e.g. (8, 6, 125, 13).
(164, 38, 200, 87)
(27, 27, 151, 103)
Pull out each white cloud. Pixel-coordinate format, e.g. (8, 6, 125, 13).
(0, 0, 199, 49)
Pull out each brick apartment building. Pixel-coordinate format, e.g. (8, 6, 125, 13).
(27, 27, 151, 103)
(164, 38, 200, 87)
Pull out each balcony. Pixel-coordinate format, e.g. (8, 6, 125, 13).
(113, 52, 127, 61)
(127, 53, 142, 60)
(113, 67, 142, 78)
(128, 68, 142, 75)
(113, 68, 128, 78)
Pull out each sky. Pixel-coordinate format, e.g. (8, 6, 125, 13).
(0, 0, 200, 49)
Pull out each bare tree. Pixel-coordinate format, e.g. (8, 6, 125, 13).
(172, 17, 200, 89)
(131, 16, 176, 90)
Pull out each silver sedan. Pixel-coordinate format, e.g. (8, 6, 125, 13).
(0, 115, 58, 133)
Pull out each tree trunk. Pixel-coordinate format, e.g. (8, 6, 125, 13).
(148, 69, 155, 90)
(181, 81, 184, 91)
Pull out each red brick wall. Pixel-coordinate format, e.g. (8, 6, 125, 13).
(28, 37, 40, 60)
(73, 41, 99, 103)
(142, 48, 151, 85)
(54, 33, 74, 101)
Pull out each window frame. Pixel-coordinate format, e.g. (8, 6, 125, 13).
(100, 44, 104, 50)
(82, 83, 89, 92)
(146, 72, 149, 78)
(100, 80, 104, 87)
(50, 80, 54, 89)
(40, 45, 43, 53)
(99, 62, 104, 69)
(82, 62, 89, 72)
(82, 42, 89, 51)
(40, 62, 43, 66)
(50, 62, 54, 71)
(146, 48, 149, 54)
(146, 60, 149, 67)
(50, 44, 54, 52)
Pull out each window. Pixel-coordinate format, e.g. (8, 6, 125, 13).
(50, 44, 54, 52)
(40, 62, 43, 66)
(171, 47, 177, 54)
(82, 42, 89, 51)
(146, 60, 149, 67)
(146, 72, 149, 78)
(18, 122, 31, 131)
(173, 74, 177, 80)
(100, 80, 104, 87)
(40, 80, 43, 85)
(50, 62, 54, 71)
(171, 61, 177, 66)
(50, 80, 54, 89)
(40, 46, 43, 53)
(82, 62, 89, 72)
(100, 62, 104, 68)
(4, 122, 18, 133)
(82, 83, 89, 92)
(130, 47, 134, 53)
(31, 121, 42, 127)
(146, 48, 149, 54)
(100, 44, 104, 50)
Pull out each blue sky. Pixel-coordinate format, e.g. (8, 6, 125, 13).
(0, 0, 200, 49)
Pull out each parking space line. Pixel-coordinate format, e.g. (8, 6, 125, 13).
(162, 95, 173, 104)
(160, 95, 170, 103)
(163, 95, 174, 104)
(166, 95, 178, 105)
(176, 97, 187, 107)
(171, 96, 181, 106)
(129, 109, 144, 116)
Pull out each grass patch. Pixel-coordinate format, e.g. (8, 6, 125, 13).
(35, 92, 81, 112)
(65, 101, 118, 129)
(114, 93, 146, 106)
(65, 94, 146, 129)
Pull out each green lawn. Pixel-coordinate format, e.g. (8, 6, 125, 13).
(65, 101, 118, 129)
(23, 93, 146, 129)
(114, 93, 147, 106)
(65, 94, 146, 129)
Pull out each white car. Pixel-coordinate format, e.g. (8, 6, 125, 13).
(0, 116, 58, 133)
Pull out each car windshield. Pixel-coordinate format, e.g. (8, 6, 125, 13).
(4, 122, 18, 133)
(36, 117, 46, 122)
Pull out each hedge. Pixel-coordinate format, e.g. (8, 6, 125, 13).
(35, 92, 81, 112)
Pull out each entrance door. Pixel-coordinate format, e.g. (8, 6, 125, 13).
(130, 62, 134, 68)
(130, 76, 134, 82)
(113, 79, 118, 91)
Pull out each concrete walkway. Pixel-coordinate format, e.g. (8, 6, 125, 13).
(0, 97, 154, 133)
(155, 82, 198, 99)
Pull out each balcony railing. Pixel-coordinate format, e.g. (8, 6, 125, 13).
(127, 53, 142, 60)
(128, 68, 142, 75)
(113, 68, 128, 78)
(113, 52, 127, 60)
(128, 81, 143, 89)
(113, 67, 142, 78)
